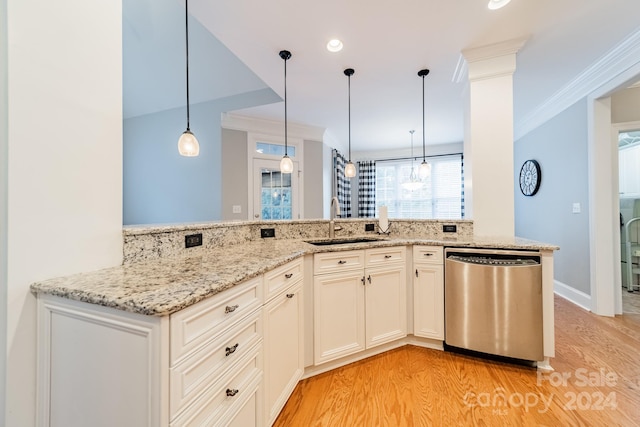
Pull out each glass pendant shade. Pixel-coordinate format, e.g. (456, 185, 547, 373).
(345, 161, 356, 178)
(178, 130, 200, 157)
(280, 154, 294, 174)
(488, 0, 511, 10)
(419, 161, 431, 178)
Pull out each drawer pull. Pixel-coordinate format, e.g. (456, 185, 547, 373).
(225, 343, 239, 356)
(384, 255, 392, 259)
(226, 388, 239, 397)
(286, 293, 295, 299)
(337, 260, 346, 264)
(424, 253, 434, 257)
(224, 304, 239, 314)
(285, 273, 293, 279)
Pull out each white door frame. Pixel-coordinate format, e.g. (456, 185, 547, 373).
(588, 62, 640, 316)
(246, 133, 304, 220)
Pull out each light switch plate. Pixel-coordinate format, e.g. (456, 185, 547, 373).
(572, 203, 581, 214)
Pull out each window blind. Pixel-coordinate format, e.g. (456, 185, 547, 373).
(375, 154, 463, 219)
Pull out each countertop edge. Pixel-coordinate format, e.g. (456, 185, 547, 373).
(31, 237, 559, 316)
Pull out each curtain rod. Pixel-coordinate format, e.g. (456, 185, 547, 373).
(365, 152, 463, 163)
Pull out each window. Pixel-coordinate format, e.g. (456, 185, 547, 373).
(375, 154, 463, 219)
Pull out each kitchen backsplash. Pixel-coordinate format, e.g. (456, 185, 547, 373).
(122, 218, 473, 264)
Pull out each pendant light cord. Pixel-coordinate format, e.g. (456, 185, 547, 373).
(284, 55, 288, 155)
(347, 73, 351, 161)
(185, 0, 191, 131)
(421, 74, 425, 161)
(279, 51, 292, 156)
(418, 69, 430, 161)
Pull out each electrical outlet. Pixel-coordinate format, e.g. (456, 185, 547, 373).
(572, 203, 581, 214)
(185, 233, 203, 248)
(442, 224, 457, 233)
(261, 228, 275, 238)
(365, 223, 375, 232)
(232, 205, 242, 214)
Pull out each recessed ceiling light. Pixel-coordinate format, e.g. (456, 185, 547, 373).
(326, 39, 343, 53)
(488, 0, 512, 10)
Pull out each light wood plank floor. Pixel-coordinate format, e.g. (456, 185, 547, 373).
(623, 290, 640, 314)
(274, 297, 640, 426)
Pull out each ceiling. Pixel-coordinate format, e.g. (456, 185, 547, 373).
(124, 0, 640, 152)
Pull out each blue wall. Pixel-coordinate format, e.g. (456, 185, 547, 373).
(123, 103, 222, 225)
(514, 98, 591, 294)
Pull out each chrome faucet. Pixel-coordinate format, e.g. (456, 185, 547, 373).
(329, 197, 343, 238)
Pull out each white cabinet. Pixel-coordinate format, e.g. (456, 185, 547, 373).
(263, 270, 304, 426)
(413, 246, 444, 340)
(37, 276, 265, 427)
(619, 144, 640, 198)
(313, 247, 406, 365)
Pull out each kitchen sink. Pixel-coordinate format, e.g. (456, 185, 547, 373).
(304, 237, 386, 246)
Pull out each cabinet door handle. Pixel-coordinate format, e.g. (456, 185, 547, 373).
(285, 273, 293, 279)
(384, 255, 392, 259)
(224, 304, 239, 314)
(225, 343, 239, 356)
(367, 275, 372, 284)
(286, 293, 294, 298)
(416, 269, 419, 278)
(338, 260, 346, 264)
(226, 388, 239, 397)
(361, 276, 366, 285)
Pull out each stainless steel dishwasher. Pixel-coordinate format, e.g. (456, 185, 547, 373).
(444, 247, 543, 362)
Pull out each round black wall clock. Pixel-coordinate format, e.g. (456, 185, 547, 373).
(519, 159, 541, 196)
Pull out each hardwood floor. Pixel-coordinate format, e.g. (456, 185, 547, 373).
(623, 289, 640, 314)
(274, 297, 640, 426)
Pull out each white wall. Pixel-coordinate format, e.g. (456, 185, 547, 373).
(612, 86, 640, 123)
(1, 0, 8, 420)
(5, 1, 123, 425)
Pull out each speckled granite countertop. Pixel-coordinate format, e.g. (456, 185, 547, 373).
(30, 236, 558, 317)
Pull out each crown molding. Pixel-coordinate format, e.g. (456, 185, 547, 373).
(221, 112, 325, 141)
(461, 36, 528, 64)
(515, 28, 640, 140)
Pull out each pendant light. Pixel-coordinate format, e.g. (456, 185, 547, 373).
(402, 130, 422, 191)
(344, 68, 356, 178)
(178, 0, 200, 157)
(279, 50, 294, 174)
(418, 69, 431, 178)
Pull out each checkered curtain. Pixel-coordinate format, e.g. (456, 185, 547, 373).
(333, 150, 352, 217)
(358, 160, 376, 217)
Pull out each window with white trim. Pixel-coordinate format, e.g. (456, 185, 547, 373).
(375, 154, 463, 219)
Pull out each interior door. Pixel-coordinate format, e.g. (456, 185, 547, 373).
(252, 159, 299, 220)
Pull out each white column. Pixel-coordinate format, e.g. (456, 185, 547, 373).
(463, 38, 526, 238)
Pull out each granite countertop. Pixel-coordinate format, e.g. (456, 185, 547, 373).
(30, 236, 558, 317)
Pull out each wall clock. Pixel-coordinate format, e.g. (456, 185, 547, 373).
(519, 159, 541, 196)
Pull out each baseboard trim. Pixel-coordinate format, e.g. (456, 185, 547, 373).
(554, 280, 592, 311)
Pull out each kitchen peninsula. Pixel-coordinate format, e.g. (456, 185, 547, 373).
(31, 219, 558, 427)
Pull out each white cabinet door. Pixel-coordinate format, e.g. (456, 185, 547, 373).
(413, 264, 444, 340)
(263, 282, 304, 426)
(314, 270, 366, 364)
(365, 265, 407, 348)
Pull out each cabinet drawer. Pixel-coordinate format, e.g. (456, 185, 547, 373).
(413, 246, 443, 264)
(264, 258, 303, 302)
(365, 246, 406, 266)
(170, 312, 262, 419)
(170, 276, 263, 364)
(170, 344, 262, 427)
(314, 250, 364, 274)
